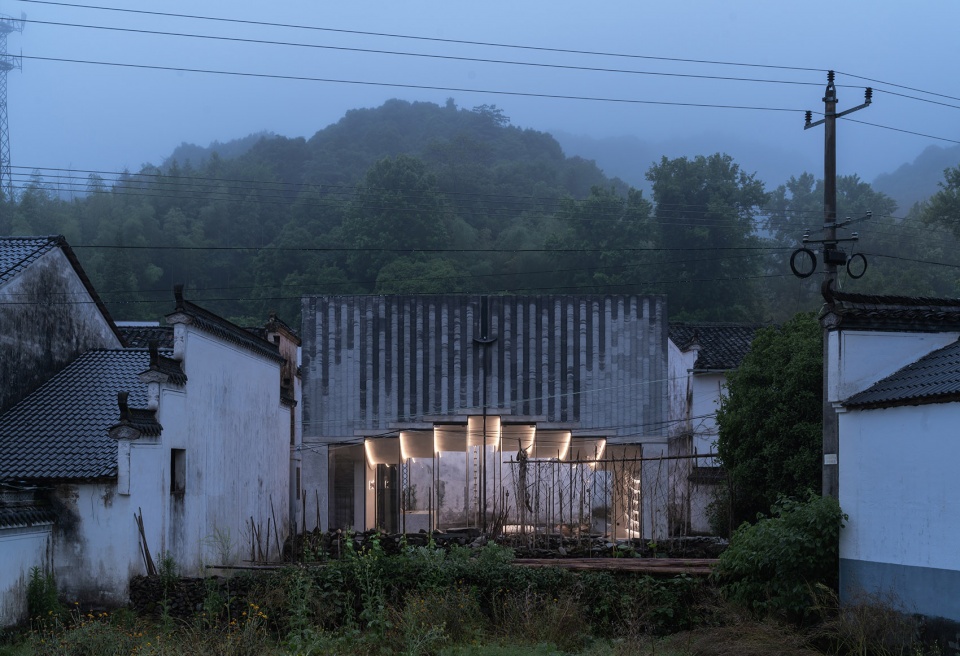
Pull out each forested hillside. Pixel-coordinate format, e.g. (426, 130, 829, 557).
(1, 99, 957, 326)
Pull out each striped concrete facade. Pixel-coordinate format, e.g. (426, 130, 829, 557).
(301, 294, 668, 441)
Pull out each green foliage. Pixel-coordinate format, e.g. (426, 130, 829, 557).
(26, 567, 60, 620)
(545, 186, 656, 293)
(716, 312, 822, 525)
(764, 172, 960, 316)
(646, 153, 767, 321)
(713, 493, 846, 622)
(921, 166, 960, 237)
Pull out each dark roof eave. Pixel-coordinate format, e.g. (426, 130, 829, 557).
(1, 474, 118, 486)
(56, 237, 126, 346)
(167, 298, 285, 364)
(844, 391, 960, 411)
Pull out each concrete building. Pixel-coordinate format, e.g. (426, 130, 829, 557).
(300, 294, 670, 538)
(822, 284, 960, 624)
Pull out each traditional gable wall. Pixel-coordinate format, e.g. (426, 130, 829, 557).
(0, 242, 121, 413)
(145, 316, 289, 571)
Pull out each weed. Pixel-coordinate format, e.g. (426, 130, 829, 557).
(810, 584, 926, 656)
(26, 567, 60, 620)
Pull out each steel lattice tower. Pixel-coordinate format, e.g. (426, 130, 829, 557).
(0, 12, 23, 202)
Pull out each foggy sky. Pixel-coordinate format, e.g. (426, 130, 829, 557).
(4, 0, 959, 190)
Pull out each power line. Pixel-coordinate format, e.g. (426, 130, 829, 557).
(838, 116, 960, 145)
(23, 18, 830, 89)
(21, 0, 960, 114)
(21, 55, 810, 114)
(838, 70, 960, 104)
(17, 0, 826, 74)
(70, 243, 790, 254)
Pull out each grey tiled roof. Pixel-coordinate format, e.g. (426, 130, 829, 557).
(0, 349, 155, 482)
(844, 339, 960, 409)
(821, 284, 960, 332)
(120, 325, 174, 349)
(0, 504, 57, 529)
(0, 236, 60, 284)
(669, 324, 764, 370)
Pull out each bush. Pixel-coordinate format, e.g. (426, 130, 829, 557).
(713, 493, 845, 622)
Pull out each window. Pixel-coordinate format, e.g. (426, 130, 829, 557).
(171, 449, 186, 495)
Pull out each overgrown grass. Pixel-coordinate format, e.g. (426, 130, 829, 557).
(0, 541, 944, 656)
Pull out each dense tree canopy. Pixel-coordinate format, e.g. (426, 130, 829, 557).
(715, 312, 823, 527)
(646, 153, 767, 321)
(3, 98, 955, 326)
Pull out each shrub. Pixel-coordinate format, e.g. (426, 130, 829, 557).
(713, 493, 845, 622)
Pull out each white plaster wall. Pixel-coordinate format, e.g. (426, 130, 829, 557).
(0, 526, 52, 625)
(154, 327, 289, 571)
(666, 340, 694, 430)
(828, 331, 958, 404)
(690, 373, 724, 460)
(839, 403, 960, 571)
(52, 483, 142, 607)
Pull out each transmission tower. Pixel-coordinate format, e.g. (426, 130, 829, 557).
(0, 11, 24, 202)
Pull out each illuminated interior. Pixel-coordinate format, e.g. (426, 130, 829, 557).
(327, 415, 672, 538)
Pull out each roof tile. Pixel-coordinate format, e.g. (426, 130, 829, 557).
(0, 349, 158, 481)
(669, 323, 764, 370)
(844, 339, 960, 409)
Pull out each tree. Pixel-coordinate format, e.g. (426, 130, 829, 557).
(545, 186, 655, 292)
(715, 312, 822, 527)
(921, 165, 960, 237)
(339, 155, 451, 286)
(646, 153, 767, 321)
(766, 172, 959, 307)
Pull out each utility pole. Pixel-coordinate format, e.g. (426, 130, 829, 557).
(803, 71, 872, 499)
(0, 10, 23, 202)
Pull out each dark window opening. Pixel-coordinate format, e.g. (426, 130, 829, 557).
(171, 448, 186, 495)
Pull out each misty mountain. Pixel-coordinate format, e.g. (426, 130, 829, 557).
(163, 132, 275, 169)
(550, 131, 818, 194)
(872, 144, 960, 212)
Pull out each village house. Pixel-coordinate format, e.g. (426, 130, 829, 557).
(0, 236, 300, 626)
(821, 283, 960, 624)
(667, 323, 762, 535)
(0, 236, 124, 414)
(299, 294, 672, 540)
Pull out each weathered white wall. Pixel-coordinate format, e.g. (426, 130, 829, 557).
(828, 331, 958, 403)
(0, 525, 52, 625)
(0, 247, 121, 413)
(154, 327, 290, 571)
(666, 339, 694, 431)
(666, 339, 727, 535)
(52, 483, 141, 607)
